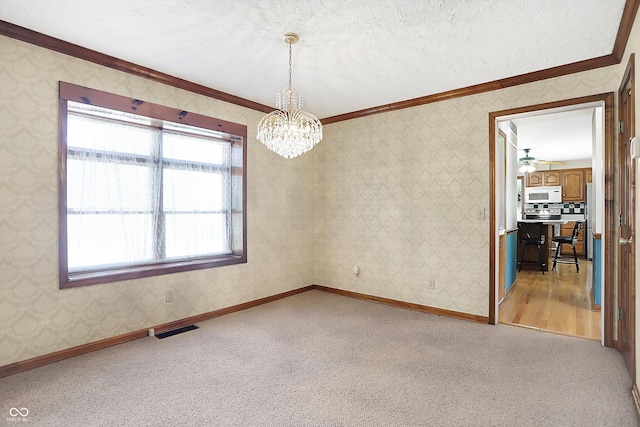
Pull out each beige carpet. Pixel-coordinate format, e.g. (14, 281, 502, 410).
(1, 290, 637, 426)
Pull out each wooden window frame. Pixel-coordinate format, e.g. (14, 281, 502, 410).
(58, 82, 247, 288)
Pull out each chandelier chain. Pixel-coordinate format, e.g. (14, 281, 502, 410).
(288, 39, 293, 94)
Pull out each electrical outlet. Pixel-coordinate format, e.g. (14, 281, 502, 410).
(165, 289, 174, 303)
(427, 279, 436, 290)
(476, 207, 485, 220)
(352, 265, 360, 277)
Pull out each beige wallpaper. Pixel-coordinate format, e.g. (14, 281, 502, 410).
(1, 20, 637, 367)
(313, 66, 621, 317)
(0, 37, 315, 366)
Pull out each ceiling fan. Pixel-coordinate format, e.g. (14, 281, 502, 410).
(518, 148, 566, 173)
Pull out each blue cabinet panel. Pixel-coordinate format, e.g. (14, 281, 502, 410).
(592, 237, 602, 306)
(506, 232, 518, 292)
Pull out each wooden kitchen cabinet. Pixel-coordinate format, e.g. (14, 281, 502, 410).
(559, 222, 585, 257)
(525, 168, 590, 202)
(527, 171, 543, 187)
(562, 169, 585, 201)
(543, 171, 561, 186)
(527, 171, 560, 187)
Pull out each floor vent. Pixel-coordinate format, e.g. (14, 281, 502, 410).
(155, 325, 198, 339)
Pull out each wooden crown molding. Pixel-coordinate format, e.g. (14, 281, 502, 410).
(323, 0, 639, 124)
(0, 0, 638, 123)
(0, 20, 273, 114)
(613, 0, 640, 61)
(322, 55, 618, 124)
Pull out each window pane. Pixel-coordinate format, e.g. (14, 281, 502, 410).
(67, 159, 152, 212)
(67, 111, 152, 156)
(68, 214, 153, 270)
(163, 132, 227, 164)
(60, 85, 246, 287)
(163, 169, 224, 212)
(165, 213, 229, 258)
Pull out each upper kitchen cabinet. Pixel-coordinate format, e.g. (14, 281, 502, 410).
(527, 171, 543, 187)
(542, 171, 561, 186)
(562, 169, 585, 201)
(586, 169, 592, 183)
(525, 167, 589, 202)
(526, 170, 561, 187)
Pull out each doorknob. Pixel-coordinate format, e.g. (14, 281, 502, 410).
(619, 236, 633, 246)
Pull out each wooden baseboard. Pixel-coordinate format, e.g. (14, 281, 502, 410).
(589, 289, 601, 312)
(632, 383, 640, 420)
(311, 285, 489, 324)
(151, 285, 314, 335)
(0, 285, 314, 378)
(1, 284, 488, 378)
(499, 280, 518, 309)
(0, 329, 149, 379)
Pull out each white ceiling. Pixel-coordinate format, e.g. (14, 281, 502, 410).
(512, 108, 595, 162)
(0, 0, 627, 120)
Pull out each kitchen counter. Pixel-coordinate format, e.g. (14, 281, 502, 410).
(561, 214, 585, 222)
(518, 219, 568, 225)
(517, 221, 563, 272)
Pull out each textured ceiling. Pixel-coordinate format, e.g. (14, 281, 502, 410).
(0, 0, 627, 120)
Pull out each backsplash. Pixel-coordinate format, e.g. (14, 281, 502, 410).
(524, 202, 585, 215)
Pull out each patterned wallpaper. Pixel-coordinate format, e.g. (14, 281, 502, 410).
(312, 66, 620, 317)
(0, 37, 315, 366)
(0, 23, 634, 367)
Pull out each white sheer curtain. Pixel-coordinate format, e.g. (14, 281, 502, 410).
(161, 128, 232, 259)
(66, 103, 232, 272)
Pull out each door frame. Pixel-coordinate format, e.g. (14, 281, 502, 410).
(488, 93, 615, 347)
(617, 53, 636, 379)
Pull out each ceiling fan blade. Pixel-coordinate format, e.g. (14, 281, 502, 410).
(538, 160, 566, 165)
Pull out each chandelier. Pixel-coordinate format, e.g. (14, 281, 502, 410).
(257, 33, 323, 159)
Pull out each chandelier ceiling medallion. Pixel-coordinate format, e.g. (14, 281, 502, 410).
(257, 33, 323, 159)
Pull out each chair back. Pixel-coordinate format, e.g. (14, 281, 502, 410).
(571, 221, 583, 243)
(519, 222, 544, 243)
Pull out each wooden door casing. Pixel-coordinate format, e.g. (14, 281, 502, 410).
(617, 54, 636, 381)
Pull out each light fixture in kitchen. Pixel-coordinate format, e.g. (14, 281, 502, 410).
(519, 162, 536, 173)
(518, 148, 537, 173)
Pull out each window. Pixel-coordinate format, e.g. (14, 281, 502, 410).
(59, 82, 246, 288)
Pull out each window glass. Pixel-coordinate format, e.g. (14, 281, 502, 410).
(59, 84, 246, 287)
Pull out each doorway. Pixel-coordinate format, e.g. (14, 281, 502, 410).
(489, 93, 615, 348)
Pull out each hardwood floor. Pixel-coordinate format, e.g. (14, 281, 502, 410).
(499, 258, 601, 341)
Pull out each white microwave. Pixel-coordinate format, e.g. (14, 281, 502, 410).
(524, 186, 562, 203)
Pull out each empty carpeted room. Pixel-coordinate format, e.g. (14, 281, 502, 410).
(1, 1, 640, 426)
